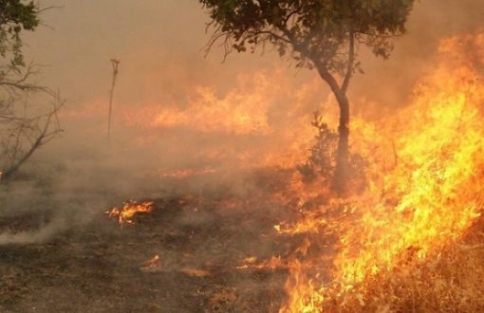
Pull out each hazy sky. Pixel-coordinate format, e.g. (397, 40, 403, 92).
(23, 0, 484, 111)
(25, 1, 221, 105)
(18, 0, 484, 177)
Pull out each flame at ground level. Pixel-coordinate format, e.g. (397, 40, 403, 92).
(280, 32, 484, 312)
(64, 28, 484, 312)
(106, 200, 154, 225)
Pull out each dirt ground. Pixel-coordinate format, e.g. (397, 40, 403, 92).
(0, 187, 302, 313)
(2, 171, 484, 313)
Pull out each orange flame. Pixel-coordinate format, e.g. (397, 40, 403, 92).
(118, 69, 319, 172)
(140, 254, 162, 273)
(237, 256, 285, 270)
(280, 32, 484, 312)
(78, 29, 484, 312)
(106, 200, 154, 225)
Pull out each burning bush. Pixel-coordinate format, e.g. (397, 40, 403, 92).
(280, 32, 484, 312)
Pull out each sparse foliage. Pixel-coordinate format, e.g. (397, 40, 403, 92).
(0, 75, 62, 181)
(0, 0, 62, 181)
(297, 112, 338, 184)
(0, 0, 39, 69)
(200, 0, 414, 194)
(297, 111, 366, 192)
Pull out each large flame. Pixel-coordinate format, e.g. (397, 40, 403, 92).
(280, 33, 484, 312)
(65, 27, 484, 312)
(117, 69, 321, 172)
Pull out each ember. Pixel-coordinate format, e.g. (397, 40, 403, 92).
(145, 254, 160, 266)
(140, 254, 162, 272)
(237, 256, 284, 271)
(106, 200, 154, 225)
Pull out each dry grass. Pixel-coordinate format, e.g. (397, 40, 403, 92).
(1, 167, 483, 312)
(323, 220, 484, 313)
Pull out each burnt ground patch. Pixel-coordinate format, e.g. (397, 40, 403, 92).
(0, 194, 299, 313)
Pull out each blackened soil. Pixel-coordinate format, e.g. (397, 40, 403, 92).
(0, 194, 302, 313)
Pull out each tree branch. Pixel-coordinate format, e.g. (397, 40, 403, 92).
(341, 26, 355, 93)
(0, 89, 63, 182)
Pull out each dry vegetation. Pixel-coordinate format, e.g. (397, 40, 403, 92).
(324, 221, 484, 312)
(1, 25, 484, 313)
(0, 169, 483, 313)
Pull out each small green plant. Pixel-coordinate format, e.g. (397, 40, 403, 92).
(297, 111, 367, 192)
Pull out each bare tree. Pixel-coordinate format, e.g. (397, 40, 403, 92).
(0, 64, 63, 182)
(0, 0, 63, 182)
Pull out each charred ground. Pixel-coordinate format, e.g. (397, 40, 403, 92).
(0, 172, 303, 313)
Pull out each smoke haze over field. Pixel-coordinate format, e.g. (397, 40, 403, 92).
(23, 0, 484, 112)
(1, 0, 484, 242)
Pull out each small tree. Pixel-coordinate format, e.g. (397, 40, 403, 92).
(200, 0, 414, 194)
(0, 0, 63, 182)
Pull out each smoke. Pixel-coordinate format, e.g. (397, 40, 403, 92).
(2, 0, 484, 245)
(0, 217, 66, 245)
(350, 0, 484, 113)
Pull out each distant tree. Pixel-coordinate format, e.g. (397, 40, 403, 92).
(200, 0, 415, 194)
(0, 0, 62, 182)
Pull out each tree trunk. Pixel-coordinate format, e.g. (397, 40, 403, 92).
(332, 93, 350, 195)
(313, 66, 351, 195)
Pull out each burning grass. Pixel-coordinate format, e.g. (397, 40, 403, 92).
(1, 30, 484, 313)
(278, 32, 484, 312)
(106, 200, 154, 225)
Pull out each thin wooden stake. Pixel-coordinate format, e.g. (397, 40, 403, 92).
(108, 58, 120, 141)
